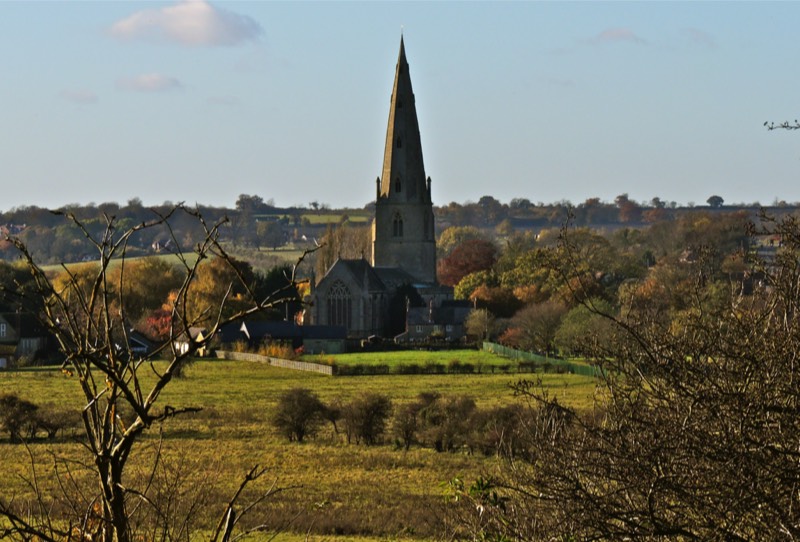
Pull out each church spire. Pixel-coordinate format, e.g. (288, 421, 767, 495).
(372, 37, 437, 284)
(379, 36, 428, 203)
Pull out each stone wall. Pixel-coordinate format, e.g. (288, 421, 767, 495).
(216, 350, 334, 376)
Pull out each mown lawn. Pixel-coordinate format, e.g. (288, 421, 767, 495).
(0, 360, 598, 539)
(304, 348, 598, 379)
(305, 349, 510, 368)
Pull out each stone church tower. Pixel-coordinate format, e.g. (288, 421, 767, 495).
(371, 37, 437, 284)
(310, 38, 462, 341)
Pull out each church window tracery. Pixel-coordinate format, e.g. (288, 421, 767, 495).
(394, 178, 402, 193)
(328, 281, 351, 328)
(393, 212, 404, 237)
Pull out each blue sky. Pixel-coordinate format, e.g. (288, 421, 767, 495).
(1, 1, 799, 211)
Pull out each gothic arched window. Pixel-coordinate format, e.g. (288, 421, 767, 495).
(328, 280, 351, 328)
(394, 177, 402, 193)
(393, 212, 404, 237)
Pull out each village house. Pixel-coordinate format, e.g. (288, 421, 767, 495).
(0, 313, 52, 368)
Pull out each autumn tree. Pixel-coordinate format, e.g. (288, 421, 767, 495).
(0, 205, 305, 542)
(314, 223, 371, 277)
(553, 298, 616, 356)
(464, 308, 497, 342)
(437, 239, 497, 287)
(182, 255, 258, 325)
(469, 285, 522, 318)
(257, 219, 286, 250)
(436, 225, 487, 258)
(615, 193, 642, 223)
(500, 300, 568, 355)
(477, 195, 507, 225)
(451, 214, 800, 541)
(453, 270, 497, 300)
(106, 256, 184, 324)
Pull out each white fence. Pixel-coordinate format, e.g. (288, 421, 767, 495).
(216, 350, 334, 376)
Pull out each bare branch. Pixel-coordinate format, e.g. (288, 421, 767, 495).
(765, 120, 800, 130)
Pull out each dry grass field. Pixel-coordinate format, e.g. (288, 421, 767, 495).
(0, 358, 598, 539)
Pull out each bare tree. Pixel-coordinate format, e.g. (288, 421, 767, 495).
(0, 205, 309, 542)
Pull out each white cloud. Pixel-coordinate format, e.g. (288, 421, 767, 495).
(60, 89, 99, 104)
(110, 0, 262, 47)
(593, 28, 646, 45)
(117, 73, 183, 92)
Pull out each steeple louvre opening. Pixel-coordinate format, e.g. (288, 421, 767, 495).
(392, 213, 404, 237)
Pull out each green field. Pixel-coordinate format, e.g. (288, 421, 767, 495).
(0, 359, 597, 538)
(38, 251, 202, 273)
(301, 213, 371, 225)
(305, 348, 597, 379)
(306, 349, 510, 368)
(255, 212, 371, 226)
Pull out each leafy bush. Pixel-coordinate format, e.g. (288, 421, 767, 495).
(335, 363, 391, 376)
(342, 393, 392, 445)
(392, 363, 421, 375)
(424, 361, 445, 374)
(392, 402, 421, 451)
(35, 407, 82, 439)
(466, 404, 526, 456)
(270, 388, 326, 442)
(257, 341, 297, 360)
(418, 395, 477, 452)
(0, 393, 38, 442)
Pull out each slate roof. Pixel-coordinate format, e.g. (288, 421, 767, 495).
(218, 320, 346, 344)
(174, 326, 207, 343)
(406, 300, 472, 326)
(0, 312, 49, 344)
(324, 258, 389, 292)
(372, 266, 418, 289)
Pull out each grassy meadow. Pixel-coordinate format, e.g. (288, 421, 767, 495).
(0, 356, 598, 539)
(306, 349, 511, 369)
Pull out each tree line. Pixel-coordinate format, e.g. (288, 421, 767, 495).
(435, 210, 757, 358)
(3, 192, 792, 265)
(271, 387, 529, 457)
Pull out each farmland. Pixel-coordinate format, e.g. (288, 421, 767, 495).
(0, 356, 597, 539)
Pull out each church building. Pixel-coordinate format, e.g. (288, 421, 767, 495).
(311, 38, 463, 341)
